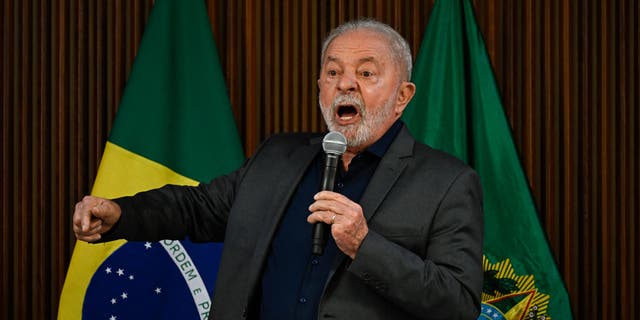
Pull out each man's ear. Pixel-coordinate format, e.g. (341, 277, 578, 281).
(395, 81, 416, 114)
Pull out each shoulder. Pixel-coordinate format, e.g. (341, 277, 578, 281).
(239, 132, 324, 169)
(413, 141, 470, 173)
(393, 126, 472, 176)
(254, 132, 323, 155)
(394, 129, 480, 194)
(263, 132, 323, 146)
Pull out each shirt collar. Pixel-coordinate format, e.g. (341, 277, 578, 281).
(364, 120, 403, 158)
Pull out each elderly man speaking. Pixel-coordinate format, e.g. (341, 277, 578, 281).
(73, 19, 483, 320)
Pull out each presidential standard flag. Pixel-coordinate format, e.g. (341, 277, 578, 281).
(58, 0, 244, 319)
(402, 0, 573, 319)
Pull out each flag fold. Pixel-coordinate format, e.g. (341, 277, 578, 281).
(402, 1, 573, 319)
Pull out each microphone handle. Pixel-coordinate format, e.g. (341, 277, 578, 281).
(312, 154, 340, 255)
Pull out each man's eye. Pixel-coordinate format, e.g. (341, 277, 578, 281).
(361, 71, 373, 77)
(328, 70, 338, 76)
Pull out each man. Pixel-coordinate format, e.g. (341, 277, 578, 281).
(73, 19, 483, 320)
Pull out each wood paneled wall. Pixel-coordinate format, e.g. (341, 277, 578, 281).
(1, 0, 638, 319)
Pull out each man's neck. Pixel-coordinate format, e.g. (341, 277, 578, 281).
(341, 151, 358, 171)
(339, 118, 403, 171)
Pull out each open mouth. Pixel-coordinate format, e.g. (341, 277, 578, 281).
(336, 105, 359, 121)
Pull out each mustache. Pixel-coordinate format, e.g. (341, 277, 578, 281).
(331, 94, 365, 116)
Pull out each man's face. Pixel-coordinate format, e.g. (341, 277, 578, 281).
(318, 29, 412, 150)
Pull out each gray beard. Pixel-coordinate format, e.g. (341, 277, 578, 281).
(319, 93, 397, 148)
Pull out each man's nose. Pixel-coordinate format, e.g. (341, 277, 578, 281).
(337, 73, 357, 92)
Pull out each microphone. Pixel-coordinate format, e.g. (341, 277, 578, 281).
(312, 131, 347, 255)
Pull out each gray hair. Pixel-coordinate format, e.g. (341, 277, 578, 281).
(320, 19, 413, 81)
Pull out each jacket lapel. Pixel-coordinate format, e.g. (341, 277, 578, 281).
(324, 127, 415, 287)
(359, 126, 414, 221)
(246, 136, 323, 292)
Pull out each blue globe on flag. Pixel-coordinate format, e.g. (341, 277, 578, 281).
(82, 240, 222, 320)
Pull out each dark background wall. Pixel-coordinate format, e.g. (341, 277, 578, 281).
(2, 0, 638, 319)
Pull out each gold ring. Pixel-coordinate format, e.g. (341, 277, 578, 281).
(331, 214, 337, 224)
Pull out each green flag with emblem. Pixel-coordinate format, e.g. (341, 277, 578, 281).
(402, 0, 573, 319)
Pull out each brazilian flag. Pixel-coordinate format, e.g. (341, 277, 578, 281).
(58, 0, 243, 318)
(402, 0, 573, 319)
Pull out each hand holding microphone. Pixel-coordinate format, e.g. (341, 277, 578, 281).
(308, 131, 370, 258)
(311, 131, 347, 255)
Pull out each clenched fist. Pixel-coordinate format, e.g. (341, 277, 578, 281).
(72, 195, 121, 242)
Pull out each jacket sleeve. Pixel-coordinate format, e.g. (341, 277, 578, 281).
(100, 165, 245, 243)
(347, 168, 484, 320)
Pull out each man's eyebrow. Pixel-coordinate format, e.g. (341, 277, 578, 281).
(326, 56, 340, 63)
(358, 56, 375, 63)
(325, 56, 377, 63)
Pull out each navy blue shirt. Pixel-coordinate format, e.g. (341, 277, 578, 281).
(260, 121, 403, 320)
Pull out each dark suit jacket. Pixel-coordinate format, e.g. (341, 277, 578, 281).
(106, 126, 484, 320)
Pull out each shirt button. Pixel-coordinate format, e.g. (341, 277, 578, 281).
(337, 182, 344, 189)
(311, 258, 319, 265)
(299, 297, 307, 304)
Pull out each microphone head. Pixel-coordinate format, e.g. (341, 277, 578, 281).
(322, 131, 347, 155)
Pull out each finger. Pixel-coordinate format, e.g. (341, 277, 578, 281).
(79, 196, 102, 224)
(72, 202, 84, 228)
(87, 222, 102, 234)
(309, 199, 350, 216)
(77, 232, 102, 243)
(73, 201, 93, 232)
(306, 210, 335, 224)
(82, 195, 103, 208)
(89, 198, 106, 215)
(72, 223, 81, 235)
(313, 191, 346, 202)
(313, 192, 361, 211)
(73, 218, 102, 236)
(314, 191, 359, 205)
(81, 209, 93, 232)
(88, 218, 103, 232)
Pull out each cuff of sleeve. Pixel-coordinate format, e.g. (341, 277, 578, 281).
(348, 230, 391, 294)
(349, 230, 382, 276)
(96, 197, 128, 242)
